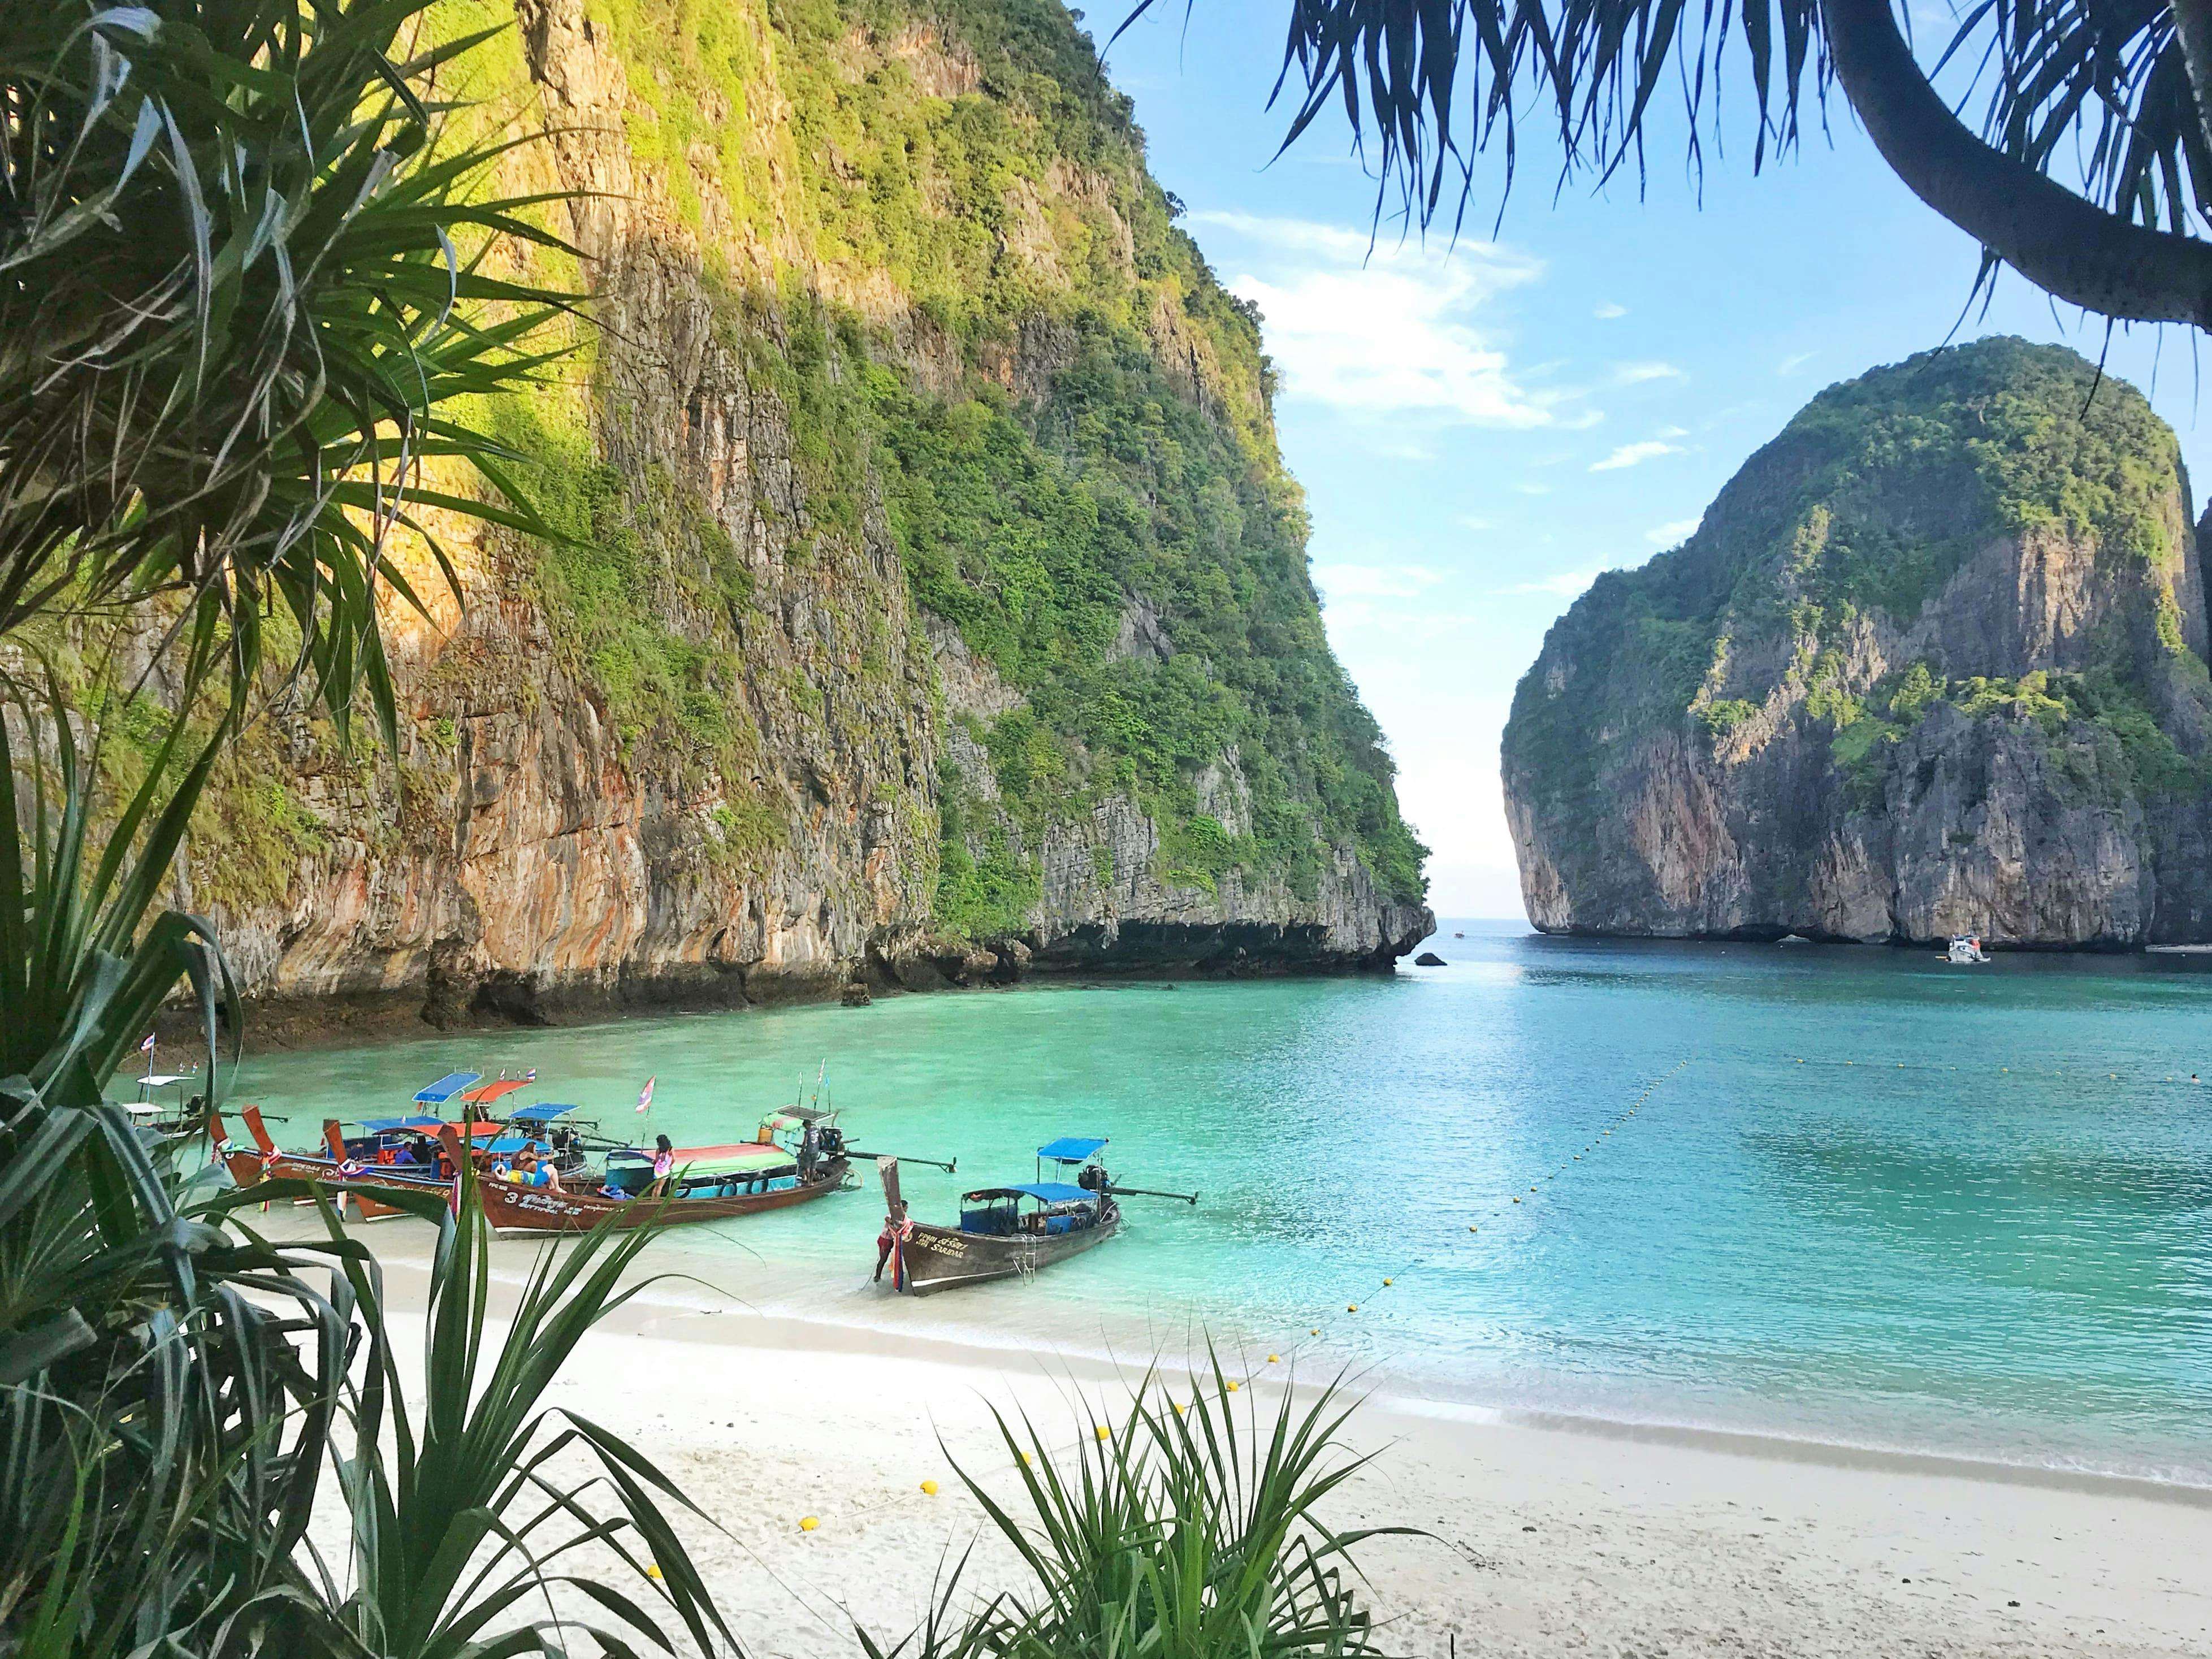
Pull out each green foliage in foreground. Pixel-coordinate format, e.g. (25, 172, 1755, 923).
(0, 0, 574, 745)
(0, 695, 733, 1656)
(863, 1355, 1405, 1658)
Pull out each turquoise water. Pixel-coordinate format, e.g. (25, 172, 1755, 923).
(225, 922, 2212, 1484)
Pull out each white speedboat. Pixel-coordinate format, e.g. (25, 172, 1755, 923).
(1945, 935, 1989, 963)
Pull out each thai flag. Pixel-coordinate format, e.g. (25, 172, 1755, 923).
(138, 1033, 155, 1054)
(524, 1068, 537, 1083)
(337, 1158, 366, 1179)
(636, 1075, 655, 1113)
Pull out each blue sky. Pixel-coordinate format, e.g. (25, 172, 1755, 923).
(1097, 2, 2212, 917)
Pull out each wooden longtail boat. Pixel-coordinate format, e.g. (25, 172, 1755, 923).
(445, 1124, 851, 1236)
(210, 1106, 461, 1219)
(876, 1136, 1193, 1296)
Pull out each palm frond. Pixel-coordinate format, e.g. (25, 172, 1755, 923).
(0, 0, 580, 744)
(912, 1348, 1414, 1658)
(1119, 0, 2212, 267)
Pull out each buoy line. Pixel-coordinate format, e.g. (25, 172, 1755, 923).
(1784, 1056, 2203, 1085)
(1280, 1054, 1699, 1359)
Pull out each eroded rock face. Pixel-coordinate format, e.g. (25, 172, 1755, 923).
(1501, 340, 2212, 947)
(156, 0, 1426, 1032)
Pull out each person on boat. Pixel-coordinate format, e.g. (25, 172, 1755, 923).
(650, 1134, 675, 1197)
(514, 1146, 564, 1193)
(798, 1121, 820, 1181)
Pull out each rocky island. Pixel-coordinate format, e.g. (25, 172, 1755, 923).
(1503, 338, 2212, 947)
(159, 0, 1431, 1028)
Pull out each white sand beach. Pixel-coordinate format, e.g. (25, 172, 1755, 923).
(353, 1238, 2212, 1659)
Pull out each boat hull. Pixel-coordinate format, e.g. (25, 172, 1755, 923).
(211, 1111, 452, 1218)
(895, 1211, 1120, 1294)
(479, 1157, 851, 1234)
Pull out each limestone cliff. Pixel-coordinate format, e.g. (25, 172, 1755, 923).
(1502, 339, 2212, 947)
(161, 0, 1430, 1025)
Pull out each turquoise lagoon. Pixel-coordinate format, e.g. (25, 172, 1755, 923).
(227, 922, 2212, 1485)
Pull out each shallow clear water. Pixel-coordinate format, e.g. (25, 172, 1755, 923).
(222, 922, 2212, 1483)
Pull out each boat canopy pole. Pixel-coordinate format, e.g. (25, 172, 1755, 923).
(847, 1148, 956, 1173)
(1105, 1184, 1198, 1205)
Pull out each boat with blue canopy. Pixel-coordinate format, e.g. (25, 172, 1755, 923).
(875, 1135, 1196, 1296)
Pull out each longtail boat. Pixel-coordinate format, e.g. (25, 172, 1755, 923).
(210, 1104, 462, 1220)
(456, 1121, 850, 1236)
(210, 1067, 532, 1219)
(875, 1136, 1196, 1296)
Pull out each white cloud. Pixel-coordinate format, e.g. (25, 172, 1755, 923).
(1778, 350, 1817, 375)
(1614, 361, 1685, 385)
(1557, 409, 1605, 431)
(1590, 440, 1682, 472)
(1313, 562, 1445, 602)
(1645, 516, 1703, 546)
(1594, 302, 1627, 319)
(1516, 480, 1553, 495)
(1656, 425, 1689, 438)
(1188, 210, 1561, 427)
(1494, 569, 1601, 598)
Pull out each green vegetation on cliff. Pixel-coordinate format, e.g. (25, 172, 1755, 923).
(1505, 339, 2206, 834)
(512, 0, 1425, 918)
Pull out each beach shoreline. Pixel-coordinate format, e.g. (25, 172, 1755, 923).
(335, 1225, 2212, 1657)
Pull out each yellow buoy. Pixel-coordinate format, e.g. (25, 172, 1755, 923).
(1226, 1379, 1240, 1392)
(921, 1479, 940, 1495)
(1347, 1303, 1358, 1313)
(646, 1563, 663, 1580)
(1174, 1402, 1185, 1415)
(1268, 1354, 1280, 1363)
(800, 1517, 819, 1532)
(1383, 1277, 1393, 1287)
(1096, 1425, 1111, 1441)
(1469, 1224, 1478, 1232)
(1311, 1327, 1320, 1335)
(1512, 1196, 1520, 1203)
(1020, 1452, 1033, 1466)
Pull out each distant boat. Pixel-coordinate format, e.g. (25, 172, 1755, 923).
(1945, 935, 1989, 963)
(1453, 930, 1464, 938)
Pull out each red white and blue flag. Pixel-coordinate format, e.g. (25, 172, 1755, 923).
(635, 1075, 656, 1114)
(138, 1033, 155, 1054)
